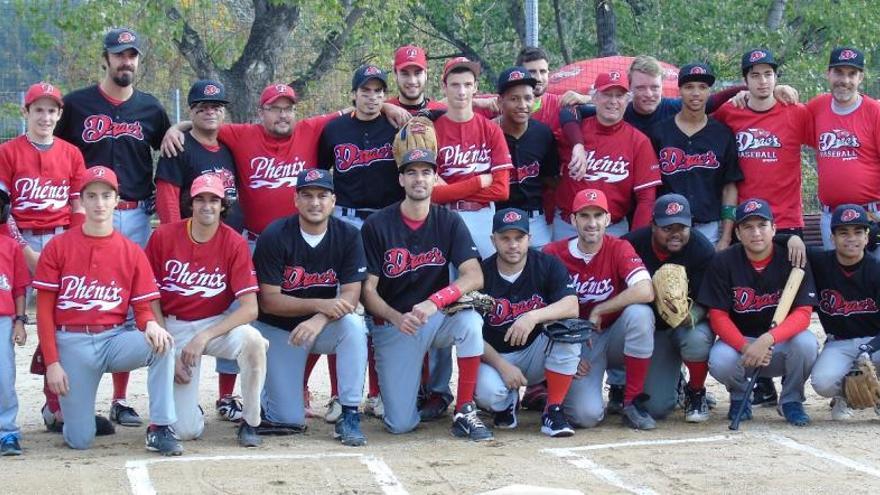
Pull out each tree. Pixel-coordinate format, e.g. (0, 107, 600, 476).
(595, 0, 619, 56)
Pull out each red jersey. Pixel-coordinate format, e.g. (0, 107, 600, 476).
(218, 113, 338, 234)
(0, 235, 30, 316)
(433, 113, 512, 203)
(556, 118, 661, 222)
(33, 228, 159, 325)
(543, 235, 648, 327)
(0, 135, 86, 229)
(146, 221, 258, 320)
(808, 94, 880, 207)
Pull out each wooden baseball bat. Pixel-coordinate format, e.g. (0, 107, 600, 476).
(729, 267, 805, 431)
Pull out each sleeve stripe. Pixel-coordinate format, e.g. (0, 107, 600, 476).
(131, 291, 160, 302)
(625, 267, 650, 285)
(633, 179, 663, 191)
(491, 162, 514, 171)
(33, 280, 59, 290)
(234, 286, 259, 297)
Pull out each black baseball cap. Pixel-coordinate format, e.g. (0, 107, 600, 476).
(493, 208, 530, 234)
(187, 80, 229, 106)
(829, 47, 865, 71)
(653, 194, 692, 227)
(104, 28, 142, 55)
(831, 204, 871, 231)
(735, 198, 774, 224)
(296, 169, 334, 192)
(398, 147, 437, 171)
(678, 63, 715, 87)
(496, 66, 538, 95)
(352, 64, 388, 92)
(741, 49, 778, 77)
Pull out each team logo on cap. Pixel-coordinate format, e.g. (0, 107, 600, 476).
(118, 31, 135, 43)
(743, 200, 762, 213)
(690, 66, 707, 75)
(92, 167, 107, 177)
(41, 83, 55, 94)
(608, 71, 621, 81)
(665, 202, 684, 215)
(275, 84, 288, 93)
(586, 191, 598, 200)
(749, 51, 767, 62)
(503, 211, 522, 223)
(408, 149, 428, 160)
(839, 49, 859, 61)
(304, 169, 323, 182)
(841, 208, 860, 222)
(203, 84, 220, 96)
(406, 48, 418, 59)
(508, 70, 525, 81)
(364, 66, 381, 76)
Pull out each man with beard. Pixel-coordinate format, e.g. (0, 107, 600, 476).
(387, 45, 446, 114)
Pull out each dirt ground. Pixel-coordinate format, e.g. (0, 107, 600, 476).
(5, 316, 880, 495)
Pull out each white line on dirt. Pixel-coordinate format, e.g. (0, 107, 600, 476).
(360, 455, 409, 495)
(544, 434, 731, 454)
(768, 434, 880, 478)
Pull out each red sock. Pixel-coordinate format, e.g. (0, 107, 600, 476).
(218, 372, 237, 398)
(544, 370, 574, 410)
(367, 339, 380, 397)
(112, 372, 129, 401)
(421, 353, 430, 388)
(44, 379, 60, 413)
(455, 356, 480, 411)
(684, 360, 709, 391)
(303, 353, 320, 388)
(328, 355, 339, 397)
(623, 356, 650, 405)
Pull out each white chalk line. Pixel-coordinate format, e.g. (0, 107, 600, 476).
(125, 452, 407, 495)
(767, 433, 880, 479)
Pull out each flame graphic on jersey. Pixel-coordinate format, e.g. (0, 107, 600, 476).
(249, 176, 298, 189)
(160, 282, 226, 298)
(17, 199, 68, 211)
(56, 299, 122, 311)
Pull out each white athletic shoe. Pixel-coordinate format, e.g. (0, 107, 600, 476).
(831, 397, 854, 421)
(324, 396, 343, 423)
(364, 395, 384, 418)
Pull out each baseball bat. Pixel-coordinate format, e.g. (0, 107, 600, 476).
(729, 267, 805, 431)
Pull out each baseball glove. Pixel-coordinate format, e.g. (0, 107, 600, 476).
(442, 291, 495, 316)
(844, 354, 880, 409)
(652, 263, 692, 328)
(542, 318, 594, 355)
(392, 116, 437, 164)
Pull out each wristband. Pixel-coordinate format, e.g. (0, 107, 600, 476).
(428, 284, 462, 310)
(721, 205, 737, 222)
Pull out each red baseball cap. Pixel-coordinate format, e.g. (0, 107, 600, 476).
(394, 45, 427, 71)
(260, 83, 297, 106)
(442, 56, 481, 82)
(81, 166, 119, 193)
(190, 173, 225, 199)
(24, 82, 63, 107)
(593, 71, 629, 93)
(571, 189, 609, 213)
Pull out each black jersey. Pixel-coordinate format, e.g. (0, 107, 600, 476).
(809, 248, 880, 339)
(497, 119, 559, 212)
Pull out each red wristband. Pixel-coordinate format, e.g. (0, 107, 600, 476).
(429, 284, 462, 310)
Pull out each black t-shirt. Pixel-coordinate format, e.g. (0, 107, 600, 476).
(497, 119, 559, 212)
(809, 248, 880, 339)
(254, 215, 367, 330)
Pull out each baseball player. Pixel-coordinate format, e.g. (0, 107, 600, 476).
(34, 166, 181, 455)
(698, 198, 818, 426)
(808, 47, 880, 255)
(253, 169, 369, 446)
(649, 64, 742, 247)
(388, 45, 446, 114)
(145, 173, 268, 447)
(556, 72, 661, 240)
(495, 66, 560, 249)
(54, 27, 172, 426)
(0, 188, 32, 456)
(622, 194, 716, 421)
(543, 189, 656, 430)
(474, 208, 580, 436)
(361, 148, 492, 441)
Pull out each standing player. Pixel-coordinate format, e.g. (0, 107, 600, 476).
(361, 148, 491, 441)
(699, 198, 818, 426)
(34, 166, 181, 455)
(544, 189, 656, 430)
(146, 174, 268, 447)
(650, 64, 742, 247)
(474, 208, 580, 436)
(253, 169, 369, 446)
(387, 45, 446, 114)
(622, 194, 716, 421)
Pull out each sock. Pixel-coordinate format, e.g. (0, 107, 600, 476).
(304, 353, 320, 388)
(44, 379, 60, 413)
(684, 360, 709, 391)
(420, 353, 431, 389)
(218, 373, 237, 398)
(455, 356, 480, 411)
(328, 355, 339, 397)
(544, 370, 574, 411)
(623, 355, 651, 405)
(367, 340, 380, 397)
(112, 372, 129, 402)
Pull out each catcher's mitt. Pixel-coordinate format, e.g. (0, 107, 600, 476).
(844, 354, 880, 409)
(393, 116, 437, 164)
(652, 263, 692, 328)
(443, 291, 495, 316)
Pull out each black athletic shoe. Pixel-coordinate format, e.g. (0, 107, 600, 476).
(145, 425, 183, 456)
(606, 384, 625, 415)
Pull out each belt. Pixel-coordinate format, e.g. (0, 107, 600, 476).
(23, 226, 67, 236)
(339, 207, 378, 221)
(524, 208, 544, 219)
(57, 324, 117, 334)
(448, 200, 489, 212)
(372, 316, 387, 326)
(241, 228, 260, 241)
(117, 200, 140, 211)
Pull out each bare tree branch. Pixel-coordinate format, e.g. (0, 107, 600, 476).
(766, 0, 787, 30)
(290, 5, 366, 97)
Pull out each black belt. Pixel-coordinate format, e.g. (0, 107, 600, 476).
(339, 207, 377, 220)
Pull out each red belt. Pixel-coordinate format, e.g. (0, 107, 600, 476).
(372, 317, 387, 326)
(57, 324, 118, 334)
(448, 200, 489, 212)
(117, 200, 140, 211)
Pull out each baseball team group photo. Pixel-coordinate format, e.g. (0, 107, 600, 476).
(3, 1, 880, 494)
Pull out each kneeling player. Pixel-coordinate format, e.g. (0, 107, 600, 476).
(474, 208, 579, 436)
(146, 174, 268, 447)
(35, 167, 182, 454)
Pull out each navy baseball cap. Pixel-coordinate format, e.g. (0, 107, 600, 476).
(187, 80, 229, 106)
(653, 194, 692, 227)
(829, 47, 865, 70)
(352, 65, 388, 92)
(398, 147, 437, 171)
(741, 49, 778, 76)
(296, 169, 334, 192)
(496, 66, 538, 95)
(678, 63, 715, 87)
(493, 208, 530, 234)
(735, 198, 774, 224)
(104, 28, 142, 55)
(831, 204, 871, 230)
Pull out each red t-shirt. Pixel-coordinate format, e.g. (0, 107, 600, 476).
(543, 235, 647, 327)
(146, 221, 258, 320)
(433, 113, 513, 202)
(713, 102, 813, 229)
(33, 228, 159, 325)
(556, 118, 661, 222)
(0, 135, 86, 229)
(0, 235, 30, 315)
(808, 93, 880, 207)
(218, 113, 338, 234)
